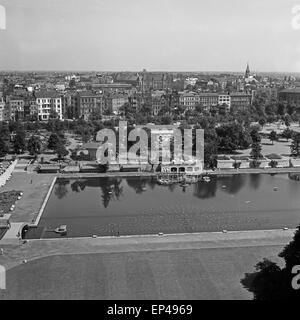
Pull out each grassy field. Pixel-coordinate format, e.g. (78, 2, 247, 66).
(0, 245, 284, 300)
(0, 191, 21, 215)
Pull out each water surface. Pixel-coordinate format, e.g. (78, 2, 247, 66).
(25, 174, 300, 238)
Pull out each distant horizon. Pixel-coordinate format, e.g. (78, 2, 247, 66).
(1, 69, 300, 75)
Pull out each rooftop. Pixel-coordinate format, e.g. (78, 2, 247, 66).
(77, 90, 100, 97)
(82, 142, 101, 150)
(34, 91, 61, 98)
(279, 87, 300, 94)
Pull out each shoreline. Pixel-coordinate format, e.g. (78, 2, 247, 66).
(0, 228, 295, 265)
(21, 227, 297, 243)
(1, 168, 299, 242)
(44, 166, 300, 179)
(33, 176, 57, 226)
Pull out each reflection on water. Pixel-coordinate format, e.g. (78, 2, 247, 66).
(193, 177, 217, 199)
(25, 174, 300, 239)
(249, 174, 261, 190)
(54, 179, 70, 199)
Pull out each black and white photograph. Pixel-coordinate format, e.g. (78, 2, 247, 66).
(1, 0, 300, 305)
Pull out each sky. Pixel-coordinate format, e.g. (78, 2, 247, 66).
(0, 0, 300, 72)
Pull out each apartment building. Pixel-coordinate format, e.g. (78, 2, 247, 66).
(105, 93, 128, 115)
(218, 94, 231, 109)
(0, 96, 5, 121)
(77, 91, 103, 120)
(151, 91, 167, 116)
(198, 93, 219, 111)
(35, 91, 63, 121)
(279, 88, 300, 104)
(230, 93, 252, 112)
(63, 91, 78, 119)
(179, 91, 199, 110)
(6, 95, 25, 121)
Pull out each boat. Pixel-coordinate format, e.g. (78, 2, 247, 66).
(157, 178, 173, 186)
(157, 178, 164, 185)
(54, 225, 67, 235)
(202, 176, 211, 183)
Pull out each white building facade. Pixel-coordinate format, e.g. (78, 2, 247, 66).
(0, 97, 5, 122)
(35, 91, 63, 121)
(218, 94, 231, 109)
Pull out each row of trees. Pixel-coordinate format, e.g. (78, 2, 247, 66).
(250, 129, 300, 160)
(0, 127, 69, 160)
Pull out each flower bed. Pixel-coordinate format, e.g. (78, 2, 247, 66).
(0, 190, 22, 216)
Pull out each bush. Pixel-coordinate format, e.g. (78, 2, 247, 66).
(250, 160, 261, 168)
(269, 160, 278, 168)
(233, 162, 241, 169)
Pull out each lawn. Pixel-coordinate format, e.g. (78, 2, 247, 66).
(0, 245, 284, 300)
(0, 191, 21, 216)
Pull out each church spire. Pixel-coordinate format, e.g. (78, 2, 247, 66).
(245, 62, 250, 78)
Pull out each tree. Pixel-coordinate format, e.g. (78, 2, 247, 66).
(13, 130, 26, 154)
(258, 118, 266, 128)
(250, 128, 261, 144)
(55, 142, 68, 160)
(161, 115, 172, 125)
(194, 103, 204, 115)
(0, 137, 9, 158)
(48, 133, 60, 151)
(241, 226, 300, 300)
(282, 128, 293, 142)
(27, 135, 42, 157)
(140, 103, 152, 116)
(250, 142, 262, 159)
(49, 109, 59, 120)
(291, 132, 300, 157)
(284, 114, 292, 128)
(89, 109, 102, 121)
(269, 131, 278, 145)
(269, 160, 278, 168)
(204, 142, 217, 169)
(216, 123, 251, 152)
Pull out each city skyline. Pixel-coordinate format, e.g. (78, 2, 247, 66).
(0, 0, 300, 72)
